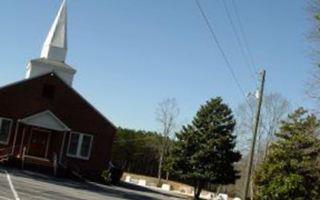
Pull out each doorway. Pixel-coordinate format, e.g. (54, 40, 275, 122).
(27, 128, 51, 158)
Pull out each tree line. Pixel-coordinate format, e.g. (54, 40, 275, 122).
(112, 97, 241, 199)
(111, 128, 163, 177)
(112, 99, 320, 200)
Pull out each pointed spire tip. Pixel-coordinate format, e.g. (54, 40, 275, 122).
(40, 0, 68, 62)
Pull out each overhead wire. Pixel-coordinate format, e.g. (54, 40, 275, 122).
(231, 0, 258, 74)
(220, 0, 257, 83)
(194, 0, 254, 112)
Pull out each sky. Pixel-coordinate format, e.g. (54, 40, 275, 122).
(0, 0, 316, 132)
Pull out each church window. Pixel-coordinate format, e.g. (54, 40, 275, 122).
(68, 133, 79, 156)
(67, 132, 93, 160)
(0, 117, 12, 144)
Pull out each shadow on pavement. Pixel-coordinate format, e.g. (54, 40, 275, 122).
(116, 182, 186, 199)
(3, 167, 186, 200)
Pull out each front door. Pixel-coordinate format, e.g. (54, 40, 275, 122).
(28, 129, 50, 158)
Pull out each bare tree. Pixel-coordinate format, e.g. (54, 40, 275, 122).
(236, 92, 289, 156)
(233, 92, 289, 196)
(259, 93, 290, 158)
(155, 98, 179, 185)
(234, 94, 256, 153)
(306, 0, 320, 111)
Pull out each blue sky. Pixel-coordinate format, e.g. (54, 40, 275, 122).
(0, 0, 315, 131)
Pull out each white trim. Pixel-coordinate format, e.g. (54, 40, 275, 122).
(0, 117, 13, 145)
(11, 120, 20, 155)
(24, 155, 50, 162)
(19, 127, 26, 156)
(59, 131, 67, 163)
(66, 132, 93, 160)
(21, 110, 70, 132)
(26, 130, 33, 155)
(45, 132, 51, 158)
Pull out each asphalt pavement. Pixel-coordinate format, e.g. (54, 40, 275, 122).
(0, 166, 186, 200)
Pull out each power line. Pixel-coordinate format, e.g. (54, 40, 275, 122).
(194, 0, 254, 112)
(220, 0, 256, 82)
(231, 0, 258, 74)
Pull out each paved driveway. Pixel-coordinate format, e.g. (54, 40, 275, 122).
(0, 167, 185, 200)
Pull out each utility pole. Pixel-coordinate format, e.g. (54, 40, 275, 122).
(243, 69, 266, 200)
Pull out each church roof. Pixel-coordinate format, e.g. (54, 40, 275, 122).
(0, 73, 116, 132)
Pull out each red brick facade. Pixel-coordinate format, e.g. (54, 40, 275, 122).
(0, 73, 116, 179)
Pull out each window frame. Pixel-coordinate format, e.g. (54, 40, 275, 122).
(66, 132, 93, 160)
(0, 117, 13, 145)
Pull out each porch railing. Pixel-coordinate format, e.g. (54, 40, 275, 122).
(0, 146, 12, 161)
(1, 146, 76, 178)
(0, 145, 23, 161)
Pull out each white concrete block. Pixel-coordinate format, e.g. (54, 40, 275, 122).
(200, 191, 214, 200)
(216, 193, 228, 200)
(138, 179, 146, 186)
(161, 183, 171, 191)
(124, 175, 131, 182)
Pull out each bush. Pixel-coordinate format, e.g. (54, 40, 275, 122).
(254, 108, 320, 200)
(110, 167, 123, 184)
(101, 167, 123, 185)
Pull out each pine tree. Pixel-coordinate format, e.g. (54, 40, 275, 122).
(171, 97, 241, 199)
(254, 108, 320, 200)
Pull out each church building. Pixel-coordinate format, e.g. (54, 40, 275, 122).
(0, 1, 116, 179)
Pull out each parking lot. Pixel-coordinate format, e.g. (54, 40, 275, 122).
(0, 167, 185, 200)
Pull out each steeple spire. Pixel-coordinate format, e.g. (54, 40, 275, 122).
(26, 0, 76, 86)
(41, 0, 67, 62)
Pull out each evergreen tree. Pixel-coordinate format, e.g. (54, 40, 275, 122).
(254, 108, 320, 200)
(112, 128, 162, 176)
(171, 97, 241, 199)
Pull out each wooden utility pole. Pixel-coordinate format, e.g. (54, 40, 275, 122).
(243, 69, 266, 200)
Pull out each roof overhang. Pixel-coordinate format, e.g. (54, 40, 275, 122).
(21, 110, 70, 132)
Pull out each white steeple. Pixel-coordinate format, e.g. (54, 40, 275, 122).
(41, 0, 67, 62)
(26, 0, 76, 86)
